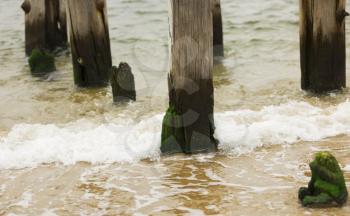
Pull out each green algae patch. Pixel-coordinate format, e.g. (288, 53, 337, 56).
(299, 152, 348, 207)
(28, 49, 56, 74)
(160, 106, 185, 154)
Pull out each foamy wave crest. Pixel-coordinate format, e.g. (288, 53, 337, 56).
(216, 100, 350, 153)
(1, 101, 350, 169)
(0, 115, 163, 169)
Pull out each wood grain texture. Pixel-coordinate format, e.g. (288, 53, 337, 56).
(300, 0, 348, 93)
(22, 0, 67, 55)
(67, 0, 112, 87)
(23, 0, 46, 55)
(212, 0, 224, 56)
(163, 0, 217, 153)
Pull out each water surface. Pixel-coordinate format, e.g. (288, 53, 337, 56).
(1, 0, 350, 215)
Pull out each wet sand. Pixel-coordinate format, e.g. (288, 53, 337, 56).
(1, 135, 349, 215)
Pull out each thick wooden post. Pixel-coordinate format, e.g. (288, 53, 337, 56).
(161, 0, 217, 154)
(212, 0, 224, 57)
(22, 0, 68, 55)
(300, 0, 348, 93)
(67, 0, 112, 87)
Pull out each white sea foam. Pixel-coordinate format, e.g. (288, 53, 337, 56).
(1, 100, 350, 169)
(216, 100, 350, 153)
(0, 115, 163, 169)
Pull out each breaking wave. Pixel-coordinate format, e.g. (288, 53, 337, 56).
(1, 100, 350, 169)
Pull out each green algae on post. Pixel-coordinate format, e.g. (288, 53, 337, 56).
(299, 152, 348, 207)
(160, 106, 185, 154)
(28, 49, 56, 74)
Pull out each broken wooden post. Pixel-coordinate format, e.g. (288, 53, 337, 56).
(21, 0, 68, 55)
(111, 63, 136, 103)
(161, 0, 217, 154)
(67, 0, 112, 87)
(212, 0, 224, 57)
(300, 0, 348, 93)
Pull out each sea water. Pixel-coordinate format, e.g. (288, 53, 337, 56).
(0, 0, 350, 215)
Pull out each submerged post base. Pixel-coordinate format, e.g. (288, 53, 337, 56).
(161, 106, 217, 154)
(28, 49, 56, 75)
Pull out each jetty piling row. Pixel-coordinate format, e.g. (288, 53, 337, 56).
(21, 0, 350, 154)
(22, 0, 349, 93)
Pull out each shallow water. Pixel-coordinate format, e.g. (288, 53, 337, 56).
(1, 139, 350, 215)
(1, 0, 350, 215)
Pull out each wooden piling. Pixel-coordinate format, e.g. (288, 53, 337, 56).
(22, 0, 68, 55)
(300, 0, 348, 93)
(212, 0, 224, 56)
(57, 0, 68, 45)
(67, 0, 112, 87)
(111, 63, 136, 103)
(161, 0, 217, 154)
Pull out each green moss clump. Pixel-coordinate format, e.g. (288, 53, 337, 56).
(299, 152, 348, 207)
(160, 106, 185, 154)
(28, 49, 56, 74)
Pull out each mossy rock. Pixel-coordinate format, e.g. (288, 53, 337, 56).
(299, 152, 348, 207)
(160, 106, 186, 154)
(28, 49, 56, 74)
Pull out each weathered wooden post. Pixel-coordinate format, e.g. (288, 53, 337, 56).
(21, 0, 68, 55)
(161, 0, 217, 154)
(67, 0, 112, 87)
(58, 0, 68, 44)
(300, 0, 348, 93)
(212, 0, 224, 57)
(111, 63, 136, 103)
